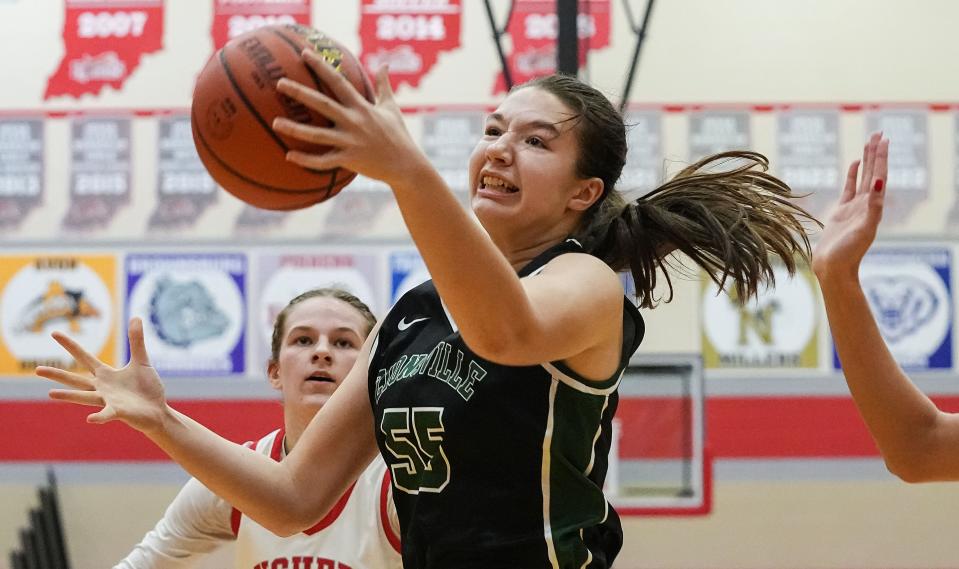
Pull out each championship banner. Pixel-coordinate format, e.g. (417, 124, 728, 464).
(421, 111, 484, 199)
(390, 250, 430, 304)
(234, 206, 290, 233)
(621, 110, 662, 196)
(0, 255, 116, 376)
(64, 116, 132, 231)
(211, 0, 311, 51)
(702, 265, 819, 370)
(688, 111, 750, 161)
(150, 114, 218, 230)
(45, 0, 164, 99)
(126, 254, 247, 376)
(0, 118, 44, 230)
(494, 0, 610, 93)
(947, 113, 959, 230)
(865, 109, 928, 224)
(359, 0, 462, 90)
(833, 248, 952, 371)
(316, 179, 395, 238)
(252, 252, 382, 371)
(777, 110, 840, 220)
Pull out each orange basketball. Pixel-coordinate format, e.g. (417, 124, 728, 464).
(191, 24, 373, 211)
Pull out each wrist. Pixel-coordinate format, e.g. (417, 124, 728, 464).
(387, 152, 442, 194)
(143, 404, 180, 439)
(814, 263, 862, 293)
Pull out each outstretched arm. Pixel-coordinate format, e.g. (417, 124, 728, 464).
(814, 133, 959, 482)
(38, 318, 380, 535)
(272, 55, 623, 368)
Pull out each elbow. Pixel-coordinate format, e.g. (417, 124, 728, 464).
(883, 452, 937, 484)
(255, 503, 321, 537)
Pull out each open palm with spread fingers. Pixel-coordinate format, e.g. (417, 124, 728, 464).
(36, 317, 168, 433)
(812, 132, 889, 281)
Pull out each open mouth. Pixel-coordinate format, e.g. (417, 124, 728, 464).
(305, 372, 335, 383)
(480, 175, 519, 194)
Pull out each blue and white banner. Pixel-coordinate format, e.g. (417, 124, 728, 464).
(833, 248, 952, 371)
(125, 253, 247, 376)
(390, 250, 430, 305)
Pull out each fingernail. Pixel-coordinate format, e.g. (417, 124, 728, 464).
(874, 179, 884, 192)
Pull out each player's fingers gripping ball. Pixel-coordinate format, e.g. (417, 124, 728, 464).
(191, 24, 373, 210)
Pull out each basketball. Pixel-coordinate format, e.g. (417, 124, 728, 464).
(191, 24, 373, 211)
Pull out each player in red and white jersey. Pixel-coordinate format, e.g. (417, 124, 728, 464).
(115, 288, 401, 569)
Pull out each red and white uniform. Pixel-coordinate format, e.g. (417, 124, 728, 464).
(116, 429, 401, 569)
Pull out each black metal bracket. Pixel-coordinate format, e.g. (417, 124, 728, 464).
(483, 0, 517, 90)
(619, 0, 656, 113)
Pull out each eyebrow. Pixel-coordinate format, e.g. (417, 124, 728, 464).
(287, 325, 361, 337)
(487, 113, 562, 137)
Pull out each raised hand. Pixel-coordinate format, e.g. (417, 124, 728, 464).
(36, 317, 169, 433)
(812, 132, 889, 282)
(271, 53, 432, 189)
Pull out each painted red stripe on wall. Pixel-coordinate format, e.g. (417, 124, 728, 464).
(4, 396, 959, 461)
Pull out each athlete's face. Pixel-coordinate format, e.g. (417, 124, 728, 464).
(268, 297, 369, 414)
(468, 87, 603, 241)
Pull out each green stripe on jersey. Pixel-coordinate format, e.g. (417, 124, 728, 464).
(546, 380, 611, 568)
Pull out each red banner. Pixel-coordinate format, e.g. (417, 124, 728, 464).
(210, 0, 311, 51)
(358, 0, 462, 90)
(45, 0, 164, 100)
(493, 0, 610, 93)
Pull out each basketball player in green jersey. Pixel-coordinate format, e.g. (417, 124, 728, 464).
(38, 55, 814, 567)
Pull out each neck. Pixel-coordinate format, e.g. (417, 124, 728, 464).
(489, 225, 577, 271)
(282, 407, 314, 453)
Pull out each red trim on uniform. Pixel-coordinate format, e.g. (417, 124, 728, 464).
(303, 482, 357, 536)
(230, 506, 243, 537)
(379, 470, 402, 554)
(268, 428, 286, 461)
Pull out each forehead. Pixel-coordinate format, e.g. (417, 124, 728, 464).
(489, 87, 577, 132)
(283, 296, 367, 333)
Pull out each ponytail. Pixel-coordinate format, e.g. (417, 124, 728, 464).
(579, 151, 819, 309)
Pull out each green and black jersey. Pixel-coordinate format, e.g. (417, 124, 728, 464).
(368, 239, 644, 569)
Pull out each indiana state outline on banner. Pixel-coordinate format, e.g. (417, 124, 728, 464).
(45, 0, 165, 100)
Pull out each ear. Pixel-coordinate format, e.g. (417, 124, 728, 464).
(567, 177, 604, 212)
(267, 361, 282, 391)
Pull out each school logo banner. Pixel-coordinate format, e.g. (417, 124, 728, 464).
(702, 265, 819, 370)
(252, 252, 383, 372)
(126, 253, 247, 376)
(0, 255, 117, 376)
(832, 248, 952, 371)
(45, 0, 164, 99)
